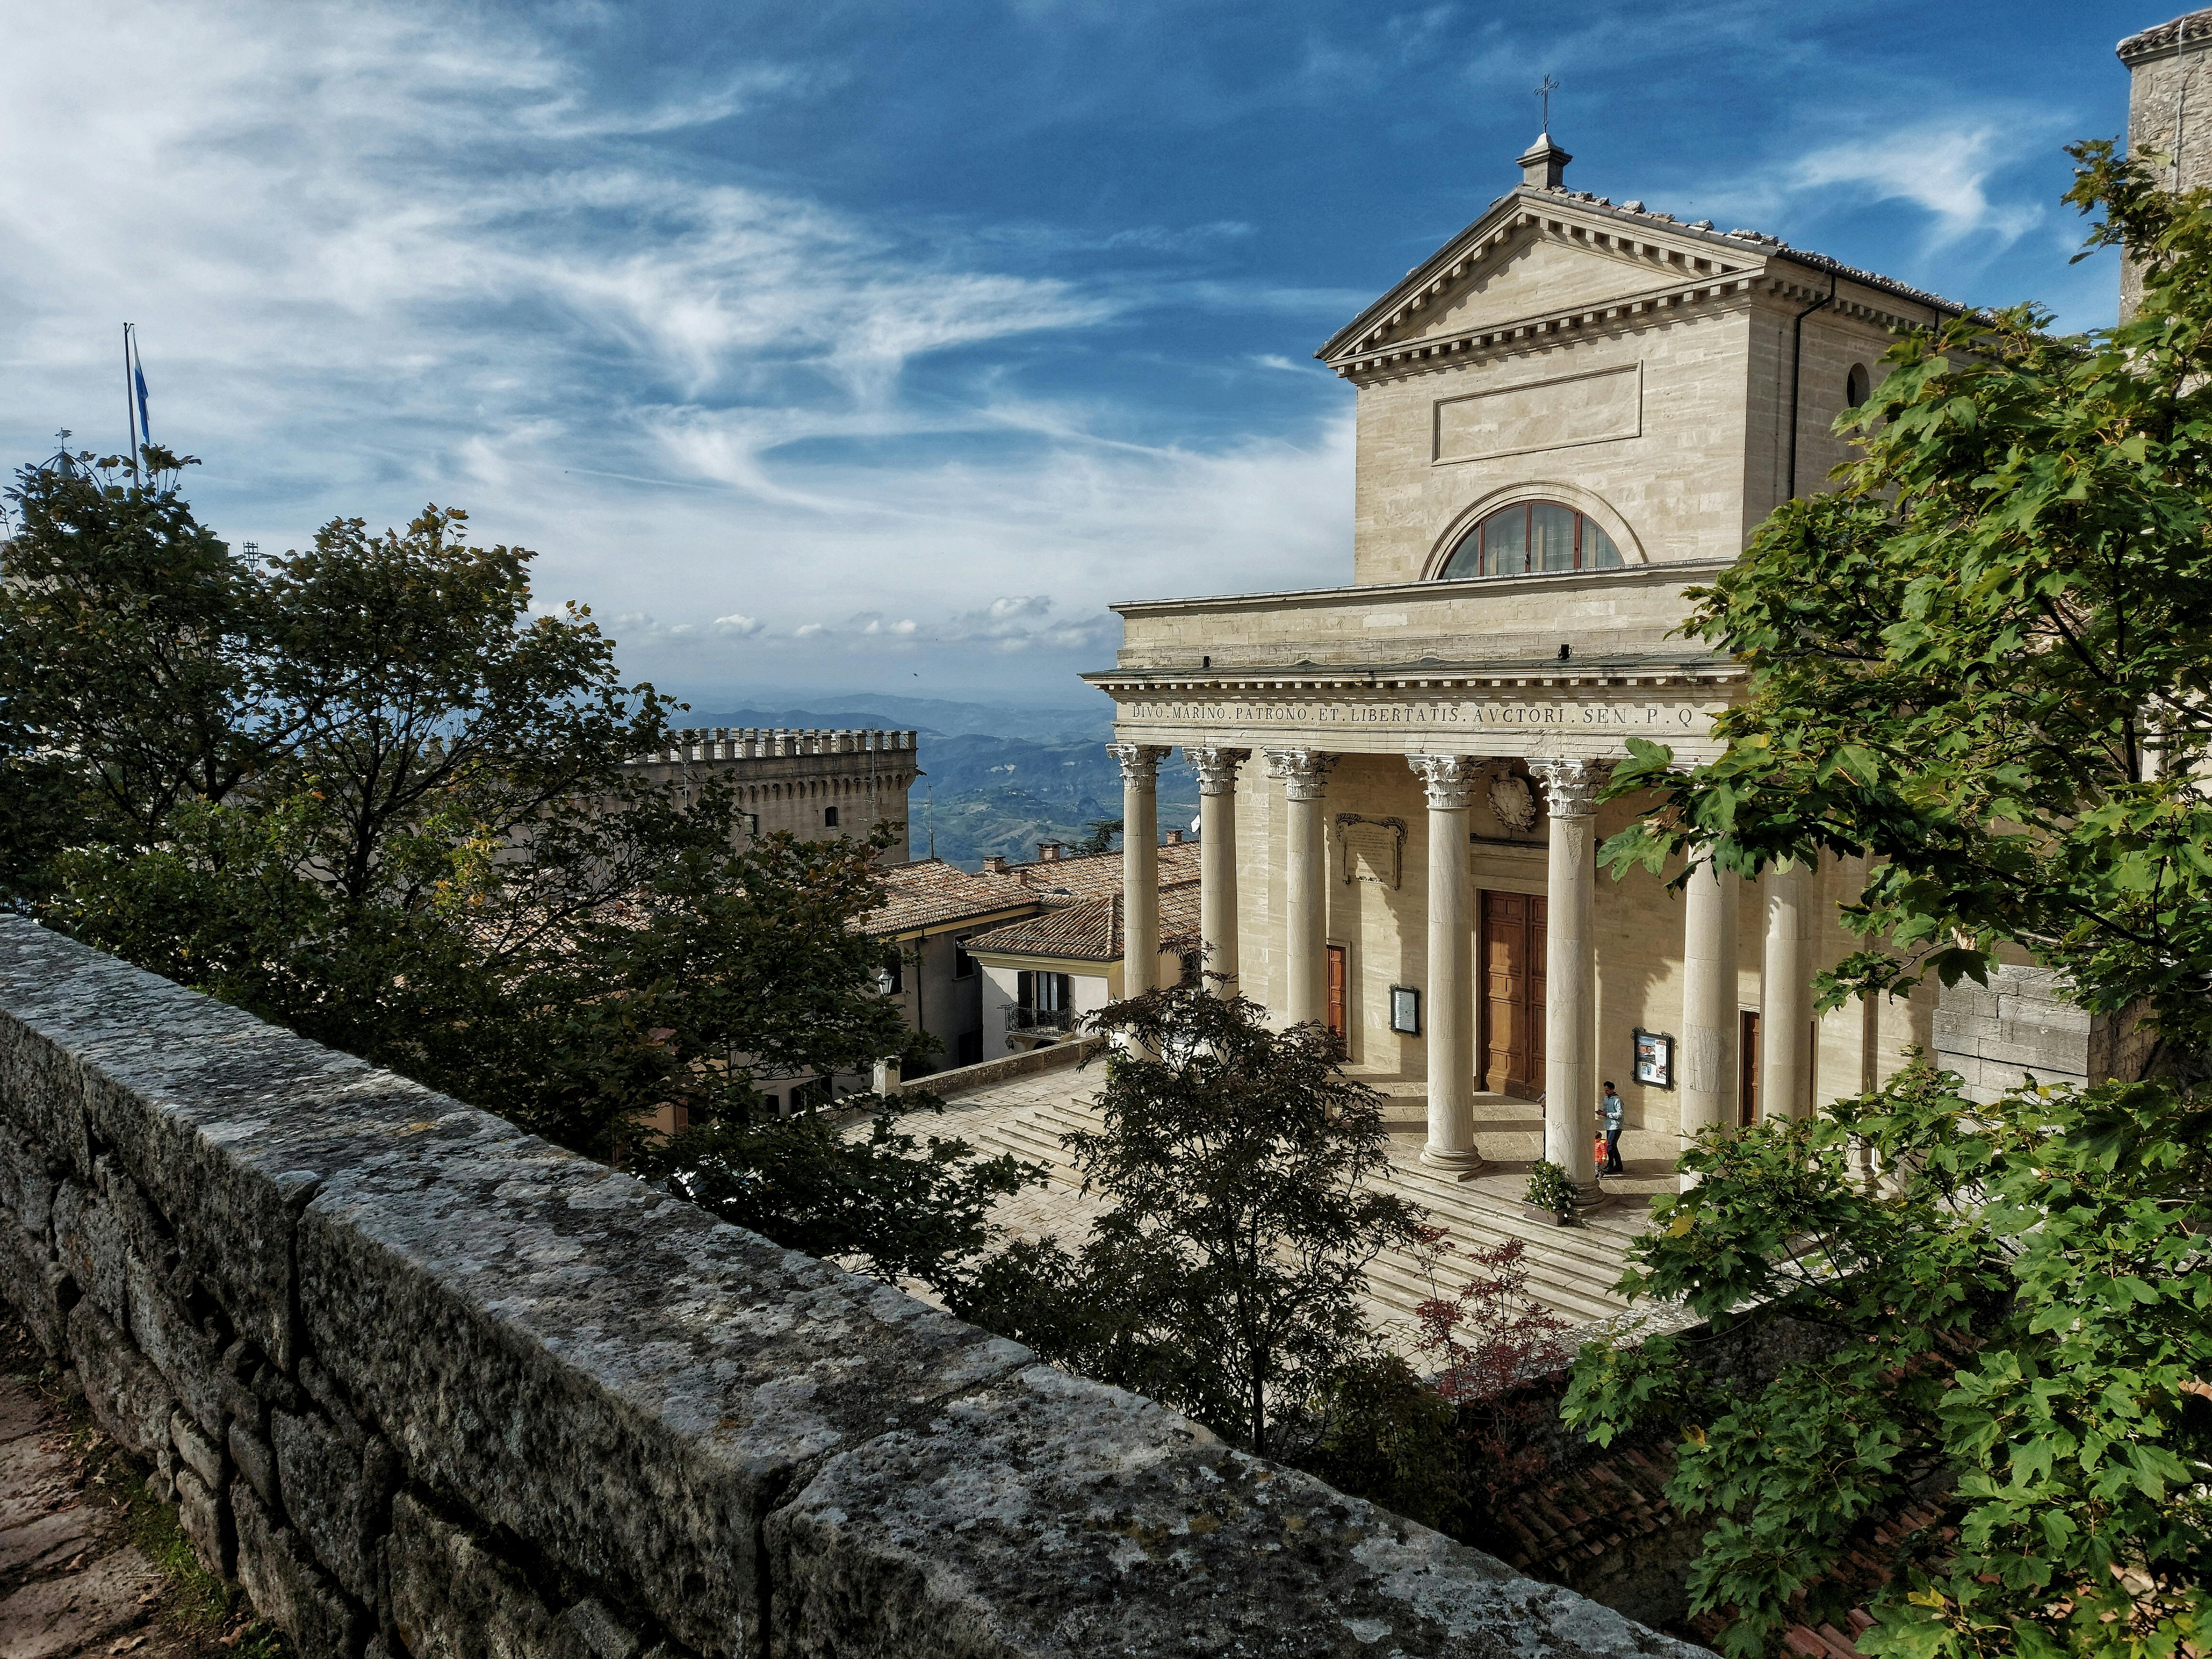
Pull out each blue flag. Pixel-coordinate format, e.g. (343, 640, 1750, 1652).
(133, 363, 151, 449)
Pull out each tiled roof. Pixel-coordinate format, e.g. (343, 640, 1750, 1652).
(1005, 839, 1201, 903)
(966, 881, 1203, 965)
(2120, 8, 2212, 62)
(863, 859, 1041, 936)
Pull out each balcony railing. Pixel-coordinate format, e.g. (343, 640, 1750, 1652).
(1008, 1006, 1077, 1033)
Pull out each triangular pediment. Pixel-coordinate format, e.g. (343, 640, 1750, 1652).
(1318, 190, 1766, 366)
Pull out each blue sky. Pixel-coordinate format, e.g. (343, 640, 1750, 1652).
(0, 0, 2152, 708)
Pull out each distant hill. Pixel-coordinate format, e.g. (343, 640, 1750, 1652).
(682, 691, 1116, 746)
(681, 692, 1195, 869)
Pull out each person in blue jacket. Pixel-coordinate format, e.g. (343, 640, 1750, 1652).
(1599, 1080, 1625, 1175)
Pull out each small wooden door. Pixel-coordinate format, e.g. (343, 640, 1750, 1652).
(1739, 1010, 1761, 1125)
(1480, 892, 1547, 1100)
(1325, 945, 1349, 1050)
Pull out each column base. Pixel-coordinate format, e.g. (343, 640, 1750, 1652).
(1568, 1181, 1610, 1209)
(1419, 1146, 1487, 1178)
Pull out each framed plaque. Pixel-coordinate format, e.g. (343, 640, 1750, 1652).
(1632, 1028, 1674, 1089)
(1389, 986, 1421, 1035)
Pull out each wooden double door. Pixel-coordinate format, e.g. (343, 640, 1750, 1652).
(1480, 890, 1546, 1100)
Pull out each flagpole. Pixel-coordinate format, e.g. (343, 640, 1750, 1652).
(121, 323, 138, 485)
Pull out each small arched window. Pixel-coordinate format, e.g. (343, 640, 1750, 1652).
(1439, 501, 1623, 580)
(1845, 363, 1871, 408)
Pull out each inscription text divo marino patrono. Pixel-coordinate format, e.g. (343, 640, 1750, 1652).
(1147, 699, 1715, 731)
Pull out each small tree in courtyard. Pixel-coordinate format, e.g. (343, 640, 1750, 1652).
(964, 985, 1422, 1459)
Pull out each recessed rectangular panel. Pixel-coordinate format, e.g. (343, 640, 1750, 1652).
(1433, 362, 1642, 464)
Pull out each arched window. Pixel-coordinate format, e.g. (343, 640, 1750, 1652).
(1439, 501, 1623, 580)
(1845, 363, 1871, 408)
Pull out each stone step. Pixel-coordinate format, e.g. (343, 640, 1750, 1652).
(932, 1090, 1651, 1332)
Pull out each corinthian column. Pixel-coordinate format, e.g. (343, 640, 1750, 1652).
(1263, 748, 1336, 1027)
(1187, 747, 1249, 996)
(1107, 743, 1167, 997)
(1533, 757, 1606, 1201)
(1679, 859, 1740, 1176)
(1409, 755, 1484, 1172)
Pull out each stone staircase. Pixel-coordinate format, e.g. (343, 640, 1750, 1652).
(948, 1092, 1658, 1338)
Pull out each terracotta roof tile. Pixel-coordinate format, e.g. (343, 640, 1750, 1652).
(863, 859, 1042, 936)
(966, 880, 1202, 964)
(1007, 839, 1201, 902)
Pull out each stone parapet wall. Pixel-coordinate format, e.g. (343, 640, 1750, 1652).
(0, 915, 1701, 1659)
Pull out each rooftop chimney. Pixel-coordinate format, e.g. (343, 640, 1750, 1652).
(1518, 132, 1571, 190)
(983, 855, 1008, 874)
(1037, 841, 1063, 862)
(1165, 829, 1183, 845)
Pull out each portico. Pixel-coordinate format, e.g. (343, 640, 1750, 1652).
(1091, 607, 1846, 1195)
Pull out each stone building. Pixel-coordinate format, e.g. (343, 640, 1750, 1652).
(963, 838, 1202, 1054)
(2120, 7, 2212, 315)
(623, 726, 917, 857)
(1084, 135, 2089, 1202)
(864, 838, 1202, 1074)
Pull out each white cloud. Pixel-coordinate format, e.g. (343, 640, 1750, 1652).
(0, 0, 1357, 701)
(1786, 127, 2046, 249)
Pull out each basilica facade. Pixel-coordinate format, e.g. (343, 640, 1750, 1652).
(1085, 137, 1970, 1200)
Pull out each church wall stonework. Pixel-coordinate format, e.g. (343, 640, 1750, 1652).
(0, 915, 1703, 1659)
(1351, 307, 1756, 585)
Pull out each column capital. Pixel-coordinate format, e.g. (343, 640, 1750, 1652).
(1263, 748, 1337, 801)
(1407, 753, 1484, 810)
(1186, 746, 1251, 796)
(1105, 741, 1169, 786)
(1532, 756, 1610, 819)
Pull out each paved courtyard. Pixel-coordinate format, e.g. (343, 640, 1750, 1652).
(875, 1057, 1681, 1344)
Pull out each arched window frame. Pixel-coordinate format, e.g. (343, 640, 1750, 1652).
(1845, 362, 1872, 409)
(1424, 485, 1644, 582)
(1431, 496, 1632, 582)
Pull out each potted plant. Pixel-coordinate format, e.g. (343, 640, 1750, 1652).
(1520, 1159, 1580, 1225)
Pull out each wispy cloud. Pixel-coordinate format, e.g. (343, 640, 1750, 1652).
(1783, 126, 2050, 249)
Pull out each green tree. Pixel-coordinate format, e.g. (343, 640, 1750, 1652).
(1602, 140, 2212, 1065)
(964, 985, 1422, 1459)
(1566, 143, 2212, 1659)
(1073, 816, 1122, 855)
(1562, 1069, 2209, 1659)
(4, 467, 1015, 1280)
(0, 446, 286, 893)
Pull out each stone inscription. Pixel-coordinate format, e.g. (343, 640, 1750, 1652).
(1146, 698, 1710, 732)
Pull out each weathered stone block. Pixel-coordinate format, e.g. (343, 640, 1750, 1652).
(0, 1121, 57, 1241)
(298, 1140, 1029, 1657)
(176, 1464, 233, 1577)
(52, 1182, 129, 1326)
(24, 1259, 74, 1358)
(233, 1483, 367, 1659)
(171, 1410, 226, 1490)
(0, 916, 486, 1373)
(130, 1255, 224, 1436)
(0, 1221, 58, 1346)
(229, 1418, 279, 1512)
(272, 1408, 389, 1603)
(0, 983, 94, 1179)
(66, 1300, 173, 1459)
(387, 1492, 590, 1659)
(770, 1364, 1705, 1659)
(562, 1598, 644, 1659)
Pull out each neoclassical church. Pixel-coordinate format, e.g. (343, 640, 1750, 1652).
(1084, 111, 2140, 1199)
